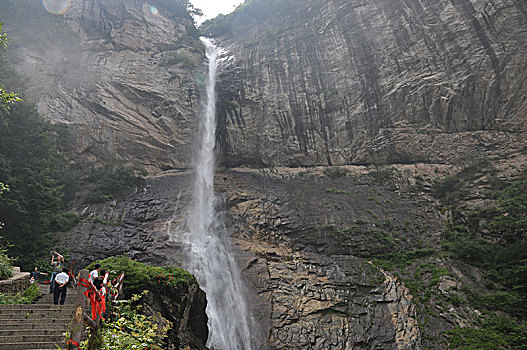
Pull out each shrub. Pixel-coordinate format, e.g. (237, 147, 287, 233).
(448, 314, 527, 350)
(0, 246, 13, 280)
(80, 291, 170, 350)
(86, 256, 196, 297)
(0, 282, 41, 304)
(83, 162, 144, 204)
(323, 167, 348, 179)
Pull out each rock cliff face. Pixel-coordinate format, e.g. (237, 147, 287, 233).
(3, 0, 525, 170)
(0, 0, 203, 172)
(214, 0, 527, 166)
(219, 167, 435, 349)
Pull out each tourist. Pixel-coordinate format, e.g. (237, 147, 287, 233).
(89, 264, 101, 286)
(53, 268, 69, 305)
(29, 267, 47, 284)
(49, 251, 64, 294)
(93, 269, 105, 290)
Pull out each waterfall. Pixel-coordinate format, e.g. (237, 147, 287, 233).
(176, 37, 256, 350)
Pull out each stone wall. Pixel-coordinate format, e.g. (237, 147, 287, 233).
(0, 267, 30, 294)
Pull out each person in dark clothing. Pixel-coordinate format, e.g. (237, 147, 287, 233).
(54, 268, 69, 305)
(29, 267, 47, 284)
(93, 269, 106, 290)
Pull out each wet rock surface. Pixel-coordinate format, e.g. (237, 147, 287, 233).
(64, 172, 194, 269)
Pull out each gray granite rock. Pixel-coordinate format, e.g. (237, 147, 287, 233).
(215, 0, 527, 167)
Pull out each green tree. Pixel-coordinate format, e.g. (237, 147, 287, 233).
(0, 100, 67, 267)
(0, 23, 20, 116)
(0, 23, 68, 268)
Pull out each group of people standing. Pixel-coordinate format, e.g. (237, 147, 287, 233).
(29, 251, 106, 305)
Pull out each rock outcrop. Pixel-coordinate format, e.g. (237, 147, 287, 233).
(62, 172, 194, 269)
(143, 278, 209, 350)
(213, 0, 527, 166)
(0, 0, 204, 172)
(219, 167, 434, 349)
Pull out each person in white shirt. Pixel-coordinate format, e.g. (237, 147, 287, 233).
(54, 268, 70, 305)
(88, 264, 101, 285)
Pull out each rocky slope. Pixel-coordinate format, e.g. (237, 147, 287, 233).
(0, 0, 204, 172)
(60, 161, 523, 349)
(211, 0, 527, 167)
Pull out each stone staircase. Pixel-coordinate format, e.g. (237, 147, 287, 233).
(0, 284, 74, 349)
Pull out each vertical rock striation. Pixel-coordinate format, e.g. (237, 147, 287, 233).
(214, 0, 527, 166)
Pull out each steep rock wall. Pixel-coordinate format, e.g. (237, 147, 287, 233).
(218, 166, 487, 349)
(214, 0, 527, 166)
(0, 0, 203, 172)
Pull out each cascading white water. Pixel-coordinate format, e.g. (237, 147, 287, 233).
(182, 37, 256, 350)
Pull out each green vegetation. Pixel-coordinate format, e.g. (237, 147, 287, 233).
(81, 291, 170, 350)
(430, 158, 527, 347)
(325, 187, 352, 195)
(82, 162, 144, 204)
(448, 314, 527, 350)
(0, 246, 13, 279)
(0, 24, 68, 268)
(86, 256, 196, 297)
(322, 218, 436, 266)
(201, 0, 300, 37)
(440, 173, 527, 318)
(432, 153, 503, 205)
(160, 51, 196, 68)
(82, 258, 196, 349)
(405, 262, 450, 303)
(0, 24, 143, 270)
(0, 282, 41, 304)
(0, 23, 20, 116)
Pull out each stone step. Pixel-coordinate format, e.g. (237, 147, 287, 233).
(38, 295, 76, 302)
(0, 323, 65, 331)
(33, 300, 76, 305)
(0, 304, 75, 310)
(0, 342, 60, 350)
(0, 311, 73, 319)
(0, 308, 74, 316)
(0, 318, 71, 325)
(0, 329, 65, 336)
(36, 300, 76, 306)
(0, 334, 64, 344)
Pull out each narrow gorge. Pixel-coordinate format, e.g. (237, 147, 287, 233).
(0, 0, 526, 349)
